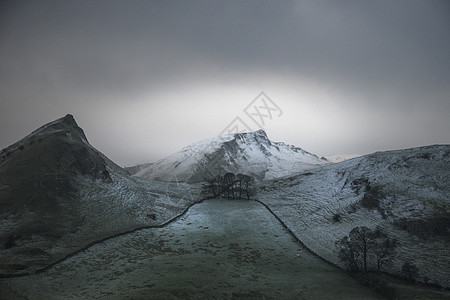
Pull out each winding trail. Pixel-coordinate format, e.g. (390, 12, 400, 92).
(1, 199, 381, 299)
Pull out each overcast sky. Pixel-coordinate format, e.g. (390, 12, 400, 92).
(1, 0, 449, 166)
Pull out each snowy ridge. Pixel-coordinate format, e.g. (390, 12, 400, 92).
(135, 130, 328, 182)
(258, 145, 450, 287)
(135, 133, 233, 181)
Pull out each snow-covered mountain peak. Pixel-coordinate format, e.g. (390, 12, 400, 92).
(233, 129, 272, 146)
(240, 128, 269, 140)
(134, 130, 328, 182)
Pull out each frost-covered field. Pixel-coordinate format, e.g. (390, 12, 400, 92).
(1, 200, 381, 299)
(258, 145, 450, 288)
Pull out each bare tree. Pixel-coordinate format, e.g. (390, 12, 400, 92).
(202, 173, 254, 200)
(337, 226, 396, 274)
(222, 172, 236, 199)
(241, 174, 254, 200)
(336, 236, 359, 271)
(349, 226, 375, 272)
(372, 228, 396, 273)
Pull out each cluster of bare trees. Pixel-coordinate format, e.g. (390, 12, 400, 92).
(202, 173, 255, 199)
(336, 226, 397, 273)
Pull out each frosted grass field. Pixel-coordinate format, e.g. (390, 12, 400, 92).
(1, 200, 380, 299)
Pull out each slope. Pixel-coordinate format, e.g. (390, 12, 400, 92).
(0, 115, 199, 276)
(257, 145, 450, 287)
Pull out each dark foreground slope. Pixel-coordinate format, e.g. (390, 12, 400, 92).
(0, 115, 198, 276)
(258, 145, 450, 288)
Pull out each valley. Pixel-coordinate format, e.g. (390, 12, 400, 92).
(1, 115, 448, 299)
(1, 200, 382, 299)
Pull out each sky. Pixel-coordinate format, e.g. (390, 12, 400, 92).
(1, 0, 449, 166)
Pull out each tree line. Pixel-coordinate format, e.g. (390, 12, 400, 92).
(202, 173, 255, 200)
(335, 226, 426, 298)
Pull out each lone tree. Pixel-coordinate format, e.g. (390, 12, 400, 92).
(349, 226, 375, 272)
(336, 236, 359, 271)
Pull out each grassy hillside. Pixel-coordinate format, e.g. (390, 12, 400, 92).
(0, 115, 199, 276)
(258, 145, 450, 287)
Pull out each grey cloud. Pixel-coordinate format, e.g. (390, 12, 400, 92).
(1, 0, 449, 164)
(3, 1, 449, 94)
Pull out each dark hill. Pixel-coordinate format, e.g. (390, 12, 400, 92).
(1, 115, 110, 253)
(0, 115, 197, 276)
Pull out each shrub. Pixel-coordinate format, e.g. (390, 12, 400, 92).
(361, 184, 387, 218)
(401, 261, 419, 282)
(4, 234, 21, 249)
(333, 213, 342, 223)
(361, 185, 383, 209)
(18, 145, 25, 151)
(351, 178, 370, 193)
(420, 153, 431, 160)
(348, 201, 359, 214)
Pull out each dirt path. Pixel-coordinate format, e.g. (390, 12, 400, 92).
(1, 199, 382, 299)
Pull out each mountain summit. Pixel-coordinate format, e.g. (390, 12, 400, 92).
(0, 114, 197, 276)
(133, 130, 328, 182)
